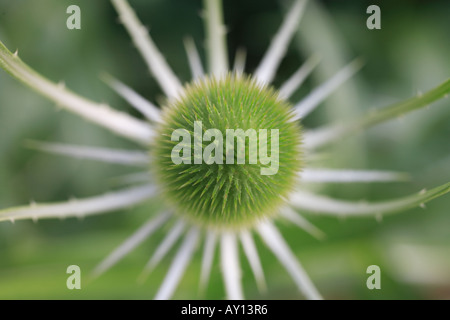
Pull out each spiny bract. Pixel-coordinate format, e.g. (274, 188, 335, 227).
(152, 75, 302, 229)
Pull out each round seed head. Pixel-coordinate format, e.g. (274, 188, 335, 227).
(152, 75, 302, 230)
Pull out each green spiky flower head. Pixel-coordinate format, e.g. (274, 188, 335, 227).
(152, 75, 302, 230)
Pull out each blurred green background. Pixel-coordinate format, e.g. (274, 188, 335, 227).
(0, 0, 449, 299)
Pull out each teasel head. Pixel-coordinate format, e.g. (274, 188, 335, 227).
(0, 0, 449, 300)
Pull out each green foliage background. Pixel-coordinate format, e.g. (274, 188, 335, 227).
(0, 0, 449, 299)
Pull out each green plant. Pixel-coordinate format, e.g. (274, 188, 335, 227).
(0, 0, 449, 300)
